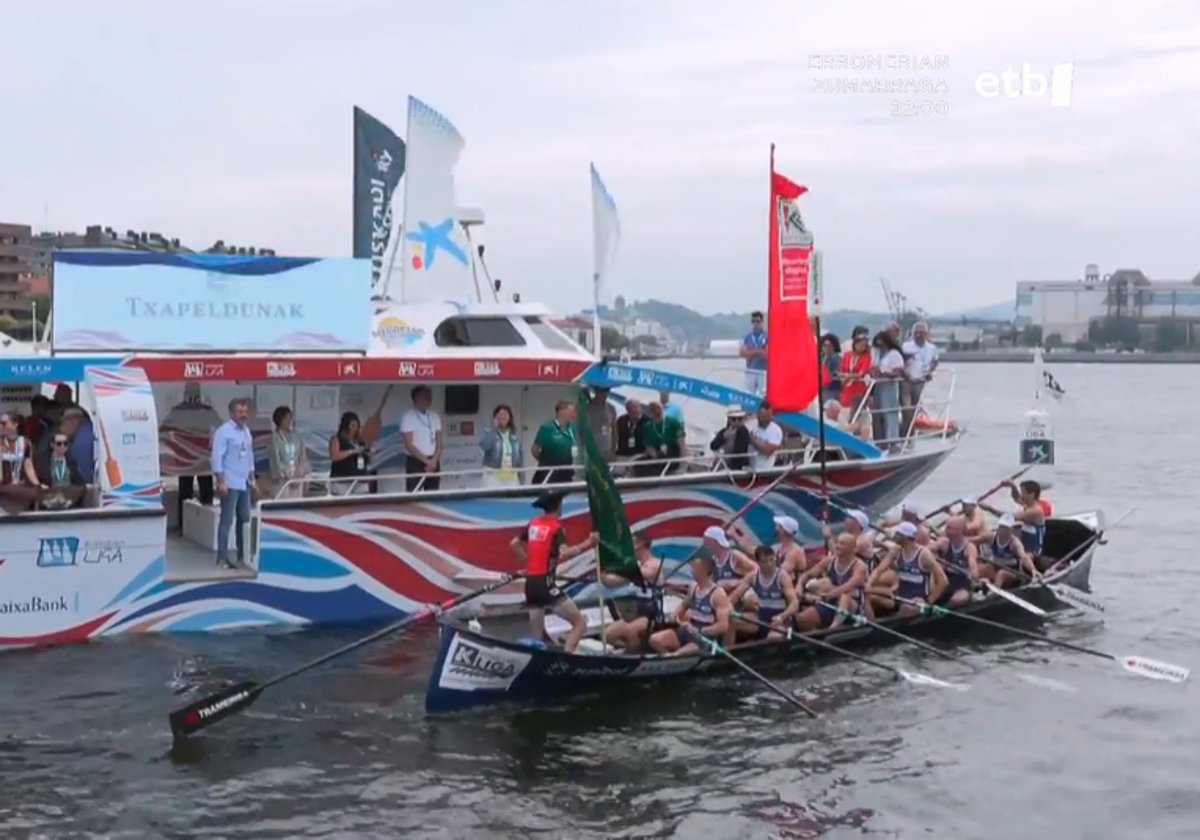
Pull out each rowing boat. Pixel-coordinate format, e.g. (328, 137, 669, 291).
(423, 510, 1103, 713)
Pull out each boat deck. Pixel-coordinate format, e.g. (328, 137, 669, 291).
(163, 535, 256, 583)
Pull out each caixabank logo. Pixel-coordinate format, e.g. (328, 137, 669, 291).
(0, 595, 70, 615)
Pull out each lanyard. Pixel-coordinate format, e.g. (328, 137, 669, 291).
(555, 420, 574, 442)
(52, 458, 67, 484)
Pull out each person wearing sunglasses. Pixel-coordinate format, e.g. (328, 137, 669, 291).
(27, 432, 88, 510)
(740, 311, 768, 395)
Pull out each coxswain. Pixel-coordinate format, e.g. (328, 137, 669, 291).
(977, 513, 1039, 588)
(601, 530, 665, 652)
(959, 496, 987, 537)
(509, 490, 597, 652)
(933, 514, 980, 608)
(795, 532, 869, 631)
(980, 480, 1047, 564)
(730, 545, 799, 639)
(702, 525, 757, 594)
(868, 521, 947, 616)
(649, 554, 733, 656)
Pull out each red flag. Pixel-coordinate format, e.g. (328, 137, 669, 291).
(766, 154, 819, 412)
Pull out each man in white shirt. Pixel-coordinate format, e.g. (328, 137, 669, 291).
(745, 401, 784, 472)
(400, 385, 443, 492)
(901, 321, 940, 437)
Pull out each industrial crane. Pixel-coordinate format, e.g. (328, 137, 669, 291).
(879, 278, 931, 333)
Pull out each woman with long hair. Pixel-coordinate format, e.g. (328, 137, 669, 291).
(478, 403, 524, 489)
(870, 331, 906, 449)
(328, 411, 370, 495)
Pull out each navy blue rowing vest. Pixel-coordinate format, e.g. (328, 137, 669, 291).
(1020, 521, 1045, 557)
(990, 534, 1020, 569)
(688, 583, 718, 628)
(894, 547, 929, 599)
(752, 568, 787, 620)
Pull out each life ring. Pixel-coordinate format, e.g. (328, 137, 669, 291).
(911, 411, 958, 434)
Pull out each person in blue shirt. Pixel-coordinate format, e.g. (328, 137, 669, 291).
(740, 310, 768, 395)
(659, 391, 684, 425)
(211, 397, 257, 570)
(60, 407, 95, 482)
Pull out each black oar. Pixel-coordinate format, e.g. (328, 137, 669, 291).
(689, 632, 819, 716)
(801, 596, 972, 666)
(731, 611, 968, 690)
(168, 574, 525, 741)
(891, 595, 1190, 683)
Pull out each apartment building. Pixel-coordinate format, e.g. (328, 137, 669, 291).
(0, 223, 35, 321)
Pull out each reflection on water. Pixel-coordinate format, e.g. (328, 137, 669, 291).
(3, 363, 1200, 838)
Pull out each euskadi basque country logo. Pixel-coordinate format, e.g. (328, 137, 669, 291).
(36, 537, 80, 568)
(778, 199, 813, 247)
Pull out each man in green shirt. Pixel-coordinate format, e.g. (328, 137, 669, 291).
(636, 401, 685, 477)
(532, 399, 578, 485)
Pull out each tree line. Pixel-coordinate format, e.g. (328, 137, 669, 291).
(1019, 316, 1194, 353)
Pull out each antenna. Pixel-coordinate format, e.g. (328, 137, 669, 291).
(476, 244, 500, 303)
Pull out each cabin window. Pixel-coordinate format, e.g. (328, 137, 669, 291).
(524, 317, 587, 353)
(434, 317, 526, 348)
(444, 385, 481, 416)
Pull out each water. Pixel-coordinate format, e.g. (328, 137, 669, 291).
(3, 362, 1198, 839)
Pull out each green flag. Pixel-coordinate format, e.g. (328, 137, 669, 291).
(575, 388, 644, 587)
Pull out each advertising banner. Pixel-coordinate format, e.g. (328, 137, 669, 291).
(52, 252, 370, 352)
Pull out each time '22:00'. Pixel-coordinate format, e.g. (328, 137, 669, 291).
(891, 101, 949, 117)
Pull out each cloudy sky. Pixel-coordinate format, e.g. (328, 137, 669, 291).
(2, 0, 1197, 315)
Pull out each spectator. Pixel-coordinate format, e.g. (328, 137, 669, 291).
(870, 331, 906, 448)
(211, 397, 256, 570)
(740, 311, 768, 395)
(615, 399, 648, 459)
(709, 405, 752, 471)
(584, 387, 617, 462)
(330, 411, 373, 494)
(901, 321, 940, 437)
(399, 385, 443, 492)
(745, 401, 784, 471)
(478, 403, 523, 488)
(531, 400, 578, 485)
(839, 326, 873, 417)
(268, 405, 310, 499)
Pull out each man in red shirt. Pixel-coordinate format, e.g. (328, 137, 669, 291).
(509, 490, 597, 652)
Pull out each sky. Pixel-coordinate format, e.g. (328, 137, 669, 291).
(2, 0, 1198, 316)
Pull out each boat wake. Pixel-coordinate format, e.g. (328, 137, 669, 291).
(1014, 672, 1078, 692)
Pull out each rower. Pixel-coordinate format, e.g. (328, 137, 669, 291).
(868, 521, 947, 616)
(733, 515, 807, 580)
(730, 545, 799, 640)
(508, 490, 597, 652)
(882, 499, 932, 546)
(826, 509, 886, 618)
(933, 514, 980, 608)
(601, 530, 665, 652)
(960, 496, 986, 537)
(702, 525, 757, 595)
(978, 513, 1039, 589)
(795, 532, 868, 631)
(649, 555, 733, 656)
(979, 480, 1046, 564)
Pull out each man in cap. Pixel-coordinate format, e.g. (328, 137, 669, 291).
(708, 405, 751, 471)
(509, 490, 598, 652)
(867, 521, 947, 616)
(959, 496, 986, 537)
(980, 479, 1048, 562)
(702, 525, 758, 596)
(731, 514, 807, 582)
(976, 512, 1038, 588)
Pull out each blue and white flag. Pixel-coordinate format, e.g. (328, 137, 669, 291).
(590, 163, 621, 305)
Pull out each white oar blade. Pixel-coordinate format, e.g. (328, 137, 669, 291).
(986, 582, 1048, 616)
(1121, 656, 1190, 683)
(1047, 584, 1105, 613)
(898, 670, 970, 691)
(1015, 672, 1078, 692)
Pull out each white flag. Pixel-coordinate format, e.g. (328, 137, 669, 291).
(590, 163, 621, 304)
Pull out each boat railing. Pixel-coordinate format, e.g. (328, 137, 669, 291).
(265, 441, 866, 501)
(680, 363, 960, 456)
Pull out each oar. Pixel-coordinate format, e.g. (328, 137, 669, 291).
(801, 595, 971, 666)
(921, 462, 1044, 522)
(892, 595, 1191, 683)
(731, 611, 968, 690)
(168, 573, 526, 741)
(661, 461, 806, 585)
(689, 632, 819, 716)
(1024, 507, 1138, 613)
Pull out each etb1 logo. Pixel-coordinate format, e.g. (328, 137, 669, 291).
(974, 62, 1074, 107)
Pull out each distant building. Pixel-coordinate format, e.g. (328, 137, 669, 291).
(622, 318, 672, 343)
(0, 223, 35, 321)
(551, 316, 595, 352)
(1016, 264, 1200, 343)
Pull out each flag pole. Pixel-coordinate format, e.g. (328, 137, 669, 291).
(813, 249, 829, 524)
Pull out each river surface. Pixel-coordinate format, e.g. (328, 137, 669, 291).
(2, 362, 1197, 839)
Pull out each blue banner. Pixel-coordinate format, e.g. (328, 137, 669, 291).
(579, 362, 882, 459)
(0, 356, 124, 384)
(52, 252, 371, 352)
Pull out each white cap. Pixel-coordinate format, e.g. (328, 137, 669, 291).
(901, 499, 920, 515)
(961, 496, 977, 506)
(702, 525, 730, 548)
(773, 515, 799, 536)
(895, 521, 918, 539)
(998, 513, 1016, 528)
(847, 510, 870, 529)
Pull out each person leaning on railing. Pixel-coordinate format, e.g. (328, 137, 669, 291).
(478, 403, 524, 488)
(637, 401, 685, 477)
(531, 400, 578, 485)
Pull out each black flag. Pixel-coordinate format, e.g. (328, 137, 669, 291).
(352, 107, 406, 296)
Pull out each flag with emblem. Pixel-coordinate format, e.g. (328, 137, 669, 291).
(1043, 369, 1065, 400)
(575, 388, 643, 587)
(352, 106, 406, 296)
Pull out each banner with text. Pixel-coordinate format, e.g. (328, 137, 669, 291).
(84, 365, 163, 508)
(52, 252, 370, 352)
(352, 106, 406, 296)
(765, 165, 819, 412)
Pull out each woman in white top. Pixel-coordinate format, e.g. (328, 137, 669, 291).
(870, 331, 906, 448)
(268, 406, 311, 499)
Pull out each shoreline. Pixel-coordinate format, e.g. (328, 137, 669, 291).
(670, 351, 1200, 364)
